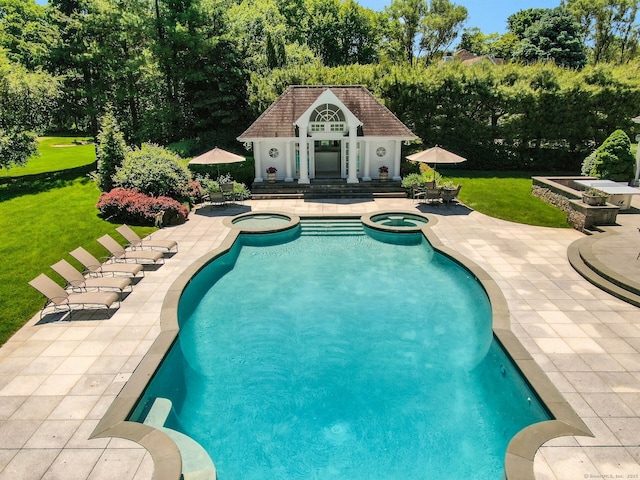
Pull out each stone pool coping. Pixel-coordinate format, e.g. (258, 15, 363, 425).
(90, 211, 592, 480)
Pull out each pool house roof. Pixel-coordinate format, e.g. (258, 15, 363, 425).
(237, 85, 418, 140)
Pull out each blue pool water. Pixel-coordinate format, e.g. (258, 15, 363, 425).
(132, 221, 550, 480)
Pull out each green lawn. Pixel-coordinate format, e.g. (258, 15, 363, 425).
(0, 136, 96, 178)
(443, 170, 570, 228)
(0, 138, 154, 345)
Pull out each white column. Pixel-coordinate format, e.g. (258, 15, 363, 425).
(347, 127, 359, 183)
(363, 141, 372, 181)
(254, 141, 263, 182)
(393, 140, 402, 181)
(285, 141, 293, 182)
(298, 127, 310, 184)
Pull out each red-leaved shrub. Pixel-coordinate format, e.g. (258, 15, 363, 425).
(97, 188, 189, 225)
(187, 180, 206, 204)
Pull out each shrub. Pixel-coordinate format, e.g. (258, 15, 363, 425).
(96, 188, 189, 225)
(187, 180, 206, 204)
(112, 143, 191, 199)
(582, 129, 635, 182)
(580, 151, 597, 176)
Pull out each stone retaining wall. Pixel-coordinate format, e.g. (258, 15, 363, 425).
(531, 176, 619, 231)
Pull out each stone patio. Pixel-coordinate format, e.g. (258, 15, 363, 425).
(1, 196, 639, 480)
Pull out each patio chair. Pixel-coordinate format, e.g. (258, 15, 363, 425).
(51, 259, 131, 298)
(29, 273, 120, 320)
(70, 246, 145, 278)
(97, 234, 164, 264)
(220, 183, 234, 201)
(116, 224, 178, 253)
(416, 187, 442, 205)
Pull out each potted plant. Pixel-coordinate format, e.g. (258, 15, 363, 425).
(266, 166, 277, 183)
(582, 187, 609, 206)
(379, 165, 389, 182)
(439, 180, 461, 205)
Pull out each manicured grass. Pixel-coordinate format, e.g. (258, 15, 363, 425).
(0, 136, 96, 178)
(0, 140, 154, 345)
(441, 169, 571, 228)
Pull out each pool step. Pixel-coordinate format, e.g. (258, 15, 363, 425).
(299, 220, 365, 236)
(143, 398, 217, 480)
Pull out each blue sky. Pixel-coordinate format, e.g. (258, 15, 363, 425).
(360, 0, 562, 34)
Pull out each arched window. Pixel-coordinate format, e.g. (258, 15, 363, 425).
(311, 104, 345, 123)
(309, 104, 346, 133)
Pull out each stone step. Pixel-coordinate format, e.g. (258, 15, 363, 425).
(251, 180, 407, 199)
(568, 236, 640, 308)
(299, 220, 365, 236)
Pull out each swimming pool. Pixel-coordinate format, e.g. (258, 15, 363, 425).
(129, 217, 555, 480)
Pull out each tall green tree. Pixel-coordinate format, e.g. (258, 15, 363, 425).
(419, 0, 467, 64)
(48, 0, 157, 135)
(565, 0, 639, 64)
(384, 0, 426, 65)
(96, 110, 129, 191)
(507, 8, 549, 38)
(458, 28, 519, 60)
(0, 0, 57, 69)
(229, 0, 290, 72)
(512, 7, 587, 69)
(0, 50, 59, 169)
(153, 0, 248, 140)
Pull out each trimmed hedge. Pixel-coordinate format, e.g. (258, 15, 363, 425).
(96, 188, 189, 226)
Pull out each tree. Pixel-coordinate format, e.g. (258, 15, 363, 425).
(565, 0, 639, 64)
(384, 0, 427, 65)
(96, 111, 128, 192)
(0, 0, 58, 69)
(47, 0, 160, 137)
(0, 51, 59, 169)
(229, 0, 289, 72)
(153, 0, 248, 140)
(336, 0, 380, 65)
(512, 7, 587, 69)
(458, 28, 519, 60)
(419, 0, 467, 64)
(507, 8, 549, 38)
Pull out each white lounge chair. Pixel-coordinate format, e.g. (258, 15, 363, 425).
(70, 246, 144, 278)
(29, 273, 120, 320)
(116, 224, 178, 253)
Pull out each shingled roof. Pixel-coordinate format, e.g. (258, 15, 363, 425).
(238, 85, 417, 140)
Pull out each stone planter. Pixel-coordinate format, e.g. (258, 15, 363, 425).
(267, 172, 277, 183)
(379, 172, 388, 182)
(582, 193, 609, 206)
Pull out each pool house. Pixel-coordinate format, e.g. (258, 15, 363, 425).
(237, 85, 418, 184)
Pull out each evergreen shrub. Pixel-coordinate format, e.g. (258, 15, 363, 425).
(581, 129, 635, 181)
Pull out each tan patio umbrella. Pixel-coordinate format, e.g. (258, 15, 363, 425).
(406, 146, 467, 174)
(188, 147, 246, 177)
